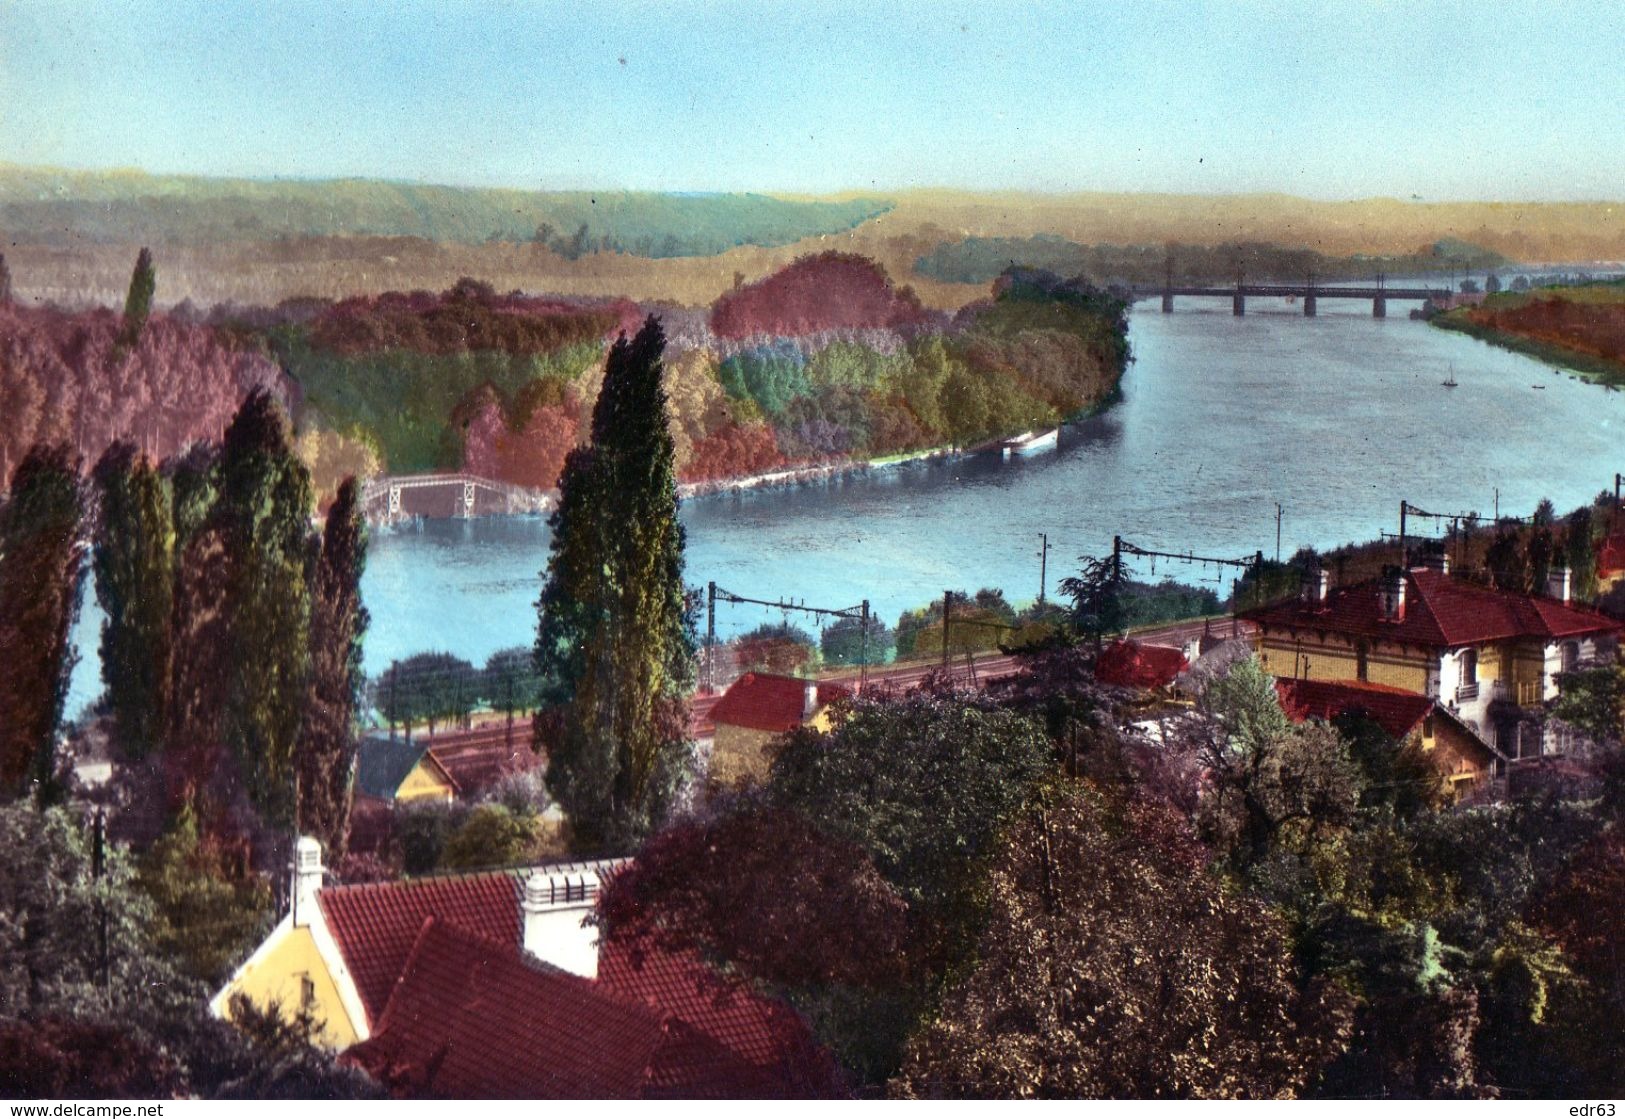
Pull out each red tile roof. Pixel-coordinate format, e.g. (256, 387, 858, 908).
(316, 864, 837, 1093)
(344, 919, 783, 1098)
(1244, 568, 1621, 648)
(599, 936, 840, 1093)
(710, 673, 850, 734)
(319, 869, 525, 1026)
(1275, 678, 1435, 740)
(425, 726, 542, 797)
(1094, 639, 1189, 689)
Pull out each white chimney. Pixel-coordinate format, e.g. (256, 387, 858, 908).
(1546, 563, 1571, 603)
(802, 678, 819, 720)
(292, 836, 323, 927)
(521, 863, 609, 980)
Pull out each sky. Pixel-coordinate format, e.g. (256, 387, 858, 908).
(2, 0, 1621, 200)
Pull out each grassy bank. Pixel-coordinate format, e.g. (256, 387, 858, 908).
(1432, 312, 1625, 385)
(1431, 283, 1625, 386)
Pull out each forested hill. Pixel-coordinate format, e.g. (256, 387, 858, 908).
(0, 165, 892, 256)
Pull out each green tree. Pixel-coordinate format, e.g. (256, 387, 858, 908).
(92, 442, 175, 761)
(890, 783, 1350, 1098)
(539, 318, 695, 849)
(0, 445, 86, 800)
(483, 646, 542, 745)
(1565, 508, 1597, 601)
(769, 688, 1051, 945)
(117, 247, 156, 350)
(438, 803, 536, 869)
(135, 809, 275, 985)
(295, 477, 368, 854)
(1060, 553, 1127, 648)
(213, 390, 315, 827)
(1185, 656, 1363, 867)
(0, 251, 12, 304)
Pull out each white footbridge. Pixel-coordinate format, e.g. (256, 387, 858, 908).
(360, 473, 555, 524)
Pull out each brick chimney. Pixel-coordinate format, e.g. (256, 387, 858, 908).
(802, 678, 819, 720)
(1546, 563, 1571, 603)
(521, 862, 616, 979)
(292, 836, 323, 927)
(1380, 567, 1407, 621)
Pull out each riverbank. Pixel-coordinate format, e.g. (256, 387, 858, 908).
(1430, 285, 1625, 386)
(677, 441, 964, 500)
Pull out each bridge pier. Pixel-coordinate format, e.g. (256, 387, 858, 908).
(460, 481, 476, 519)
(1303, 292, 1317, 317)
(387, 485, 402, 524)
(1372, 296, 1386, 318)
(1232, 291, 1246, 316)
(1161, 290, 1174, 313)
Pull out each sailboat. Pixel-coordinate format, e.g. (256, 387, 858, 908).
(1442, 364, 1458, 388)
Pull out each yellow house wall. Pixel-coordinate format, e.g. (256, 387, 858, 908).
(711, 707, 833, 786)
(1256, 633, 1430, 694)
(396, 760, 455, 803)
(711, 724, 779, 786)
(220, 924, 361, 1050)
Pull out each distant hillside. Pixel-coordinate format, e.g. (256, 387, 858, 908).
(0, 165, 893, 256)
(915, 235, 1509, 286)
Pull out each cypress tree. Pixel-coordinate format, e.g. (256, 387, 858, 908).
(213, 389, 314, 827)
(538, 317, 695, 848)
(295, 477, 369, 854)
(118, 247, 155, 350)
(166, 525, 233, 817)
(0, 445, 86, 800)
(92, 442, 175, 760)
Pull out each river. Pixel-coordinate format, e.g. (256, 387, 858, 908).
(64, 296, 1625, 714)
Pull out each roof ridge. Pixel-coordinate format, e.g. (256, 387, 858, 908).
(321, 855, 627, 896)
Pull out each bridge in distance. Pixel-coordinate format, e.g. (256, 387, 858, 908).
(1128, 278, 1448, 317)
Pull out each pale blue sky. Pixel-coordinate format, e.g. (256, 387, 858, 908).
(2, 0, 1621, 199)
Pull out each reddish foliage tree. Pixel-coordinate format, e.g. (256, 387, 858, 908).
(0, 1017, 184, 1098)
(597, 805, 913, 991)
(680, 423, 788, 483)
(711, 253, 930, 339)
(0, 304, 286, 481)
(309, 281, 636, 356)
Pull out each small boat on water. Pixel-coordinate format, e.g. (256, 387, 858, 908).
(1442, 365, 1459, 388)
(1000, 428, 1060, 458)
(1532, 384, 1546, 390)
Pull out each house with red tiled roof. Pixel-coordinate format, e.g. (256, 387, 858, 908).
(211, 841, 838, 1097)
(1244, 553, 1620, 760)
(1095, 639, 1189, 689)
(342, 919, 791, 1098)
(708, 673, 850, 785)
(1276, 677, 1502, 799)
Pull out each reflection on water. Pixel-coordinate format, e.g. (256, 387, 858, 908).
(64, 300, 1625, 711)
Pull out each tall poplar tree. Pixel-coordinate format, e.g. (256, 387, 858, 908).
(0, 445, 86, 800)
(295, 477, 369, 854)
(213, 390, 314, 827)
(118, 247, 156, 350)
(92, 442, 175, 760)
(538, 317, 695, 848)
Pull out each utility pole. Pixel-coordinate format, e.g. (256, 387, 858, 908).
(941, 591, 953, 669)
(705, 582, 717, 694)
(1399, 501, 1408, 565)
(859, 600, 871, 693)
(1275, 503, 1283, 563)
(1037, 533, 1050, 604)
